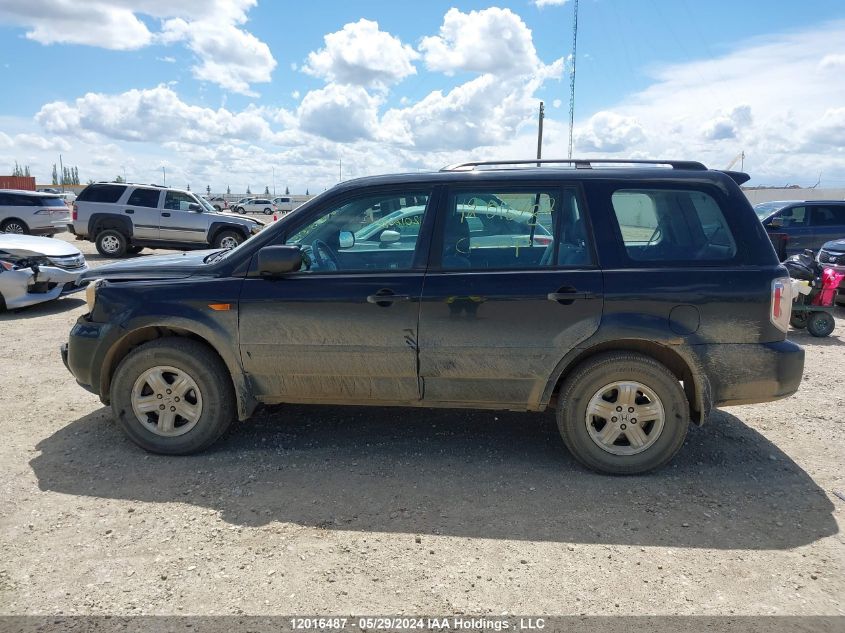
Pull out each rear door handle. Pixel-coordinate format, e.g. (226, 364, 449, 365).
(367, 290, 411, 306)
(547, 288, 597, 304)
(124, 209, 134, 214)
(161, 212, 171, 217)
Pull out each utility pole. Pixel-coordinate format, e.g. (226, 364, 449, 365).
(162, 166, 166, 186)
(59, 154, 64, 191)
(536, 101, 545, 166)
(567, 0, 580, 159)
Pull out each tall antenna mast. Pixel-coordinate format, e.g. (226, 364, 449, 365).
(567, 0, 580, 159)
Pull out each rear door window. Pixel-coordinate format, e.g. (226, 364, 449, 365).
(611, 188, 737, 262)
(438, 188, 592, 270)
(811, 205, 845, 226)
(127, 188, 162, 208)
(76, 184, 127, 203)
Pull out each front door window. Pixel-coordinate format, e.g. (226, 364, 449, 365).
(285, 192, 431, 272)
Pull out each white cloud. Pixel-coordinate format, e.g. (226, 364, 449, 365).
(818, 53, 845, 70)
(297, 84, 381, 142)
(0, 1, 275, 95)
(575, 112, 646, 152)
(701, 104, 753, 141)
(534, 0, 570, 7)
(302, 19, 418, 88)
(561, 21, 845, 184)
(36, 85, 272, 145)
(420, 7, 553, 76)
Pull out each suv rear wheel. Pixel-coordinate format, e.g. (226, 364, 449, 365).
(96, 229, 128, 257)
(1, 218, 28, 234)
(556, 352, 689, 474)
(110, 338, 235, 454)
(213, 230, 243, 249)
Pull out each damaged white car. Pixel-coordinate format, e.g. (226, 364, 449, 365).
(0, 235, 89, 311)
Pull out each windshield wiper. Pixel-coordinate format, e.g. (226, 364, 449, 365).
(203, 249, 228, 263)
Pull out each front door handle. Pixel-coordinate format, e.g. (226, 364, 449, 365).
(161, 212, 171, 217)
(547, 287, 597, 304)
(367, 290, 411, 307)
(124, 209, 134, 214)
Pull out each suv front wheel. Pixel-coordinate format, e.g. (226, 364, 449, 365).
(556, 352, 689, 475)
(110, 338, 235, 454)
(213, 230, 244, 249)
(95, 229, 128, 257)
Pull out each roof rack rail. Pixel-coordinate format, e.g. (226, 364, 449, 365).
(440, 158, 708, 172)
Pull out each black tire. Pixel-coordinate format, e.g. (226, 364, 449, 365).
(213, 230, 244, 249)
(95, 229, 128, 257)
(263, 207, 273, 215)
(556, 352, 690, 475)
(110, 338, 236, 454)
(790, 312, 809, 329)
(0, 218, 29, 234)
(807, 311, 835, 337)
(213, 205, 222, 212)
(126, 245, 144, 255)
(0, 292, 6, 312)
(235, 206, 246, 214)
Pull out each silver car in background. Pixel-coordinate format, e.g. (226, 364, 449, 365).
(0, 234, 88, 310)
(0, 190, 70, 235)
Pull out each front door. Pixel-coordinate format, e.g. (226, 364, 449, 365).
(418, 185, 603, 408)
(160, 191, 209, 242)
(238, 188, 435, 404)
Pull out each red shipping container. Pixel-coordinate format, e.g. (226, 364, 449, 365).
(0, 176, 36, 190)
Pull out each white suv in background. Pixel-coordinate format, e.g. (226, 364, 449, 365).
(0, 190, 70, 235)
(71, 182, 264, 257)
(233, 198, 277, 215)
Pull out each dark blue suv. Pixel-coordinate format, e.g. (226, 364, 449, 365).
(758, 200, 845, 260)
(62, 159, 804, 474)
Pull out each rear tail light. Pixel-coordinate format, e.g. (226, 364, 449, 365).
(72, 203, 78, 221)
(770, 276, 792, 333)
(533, 235, 552, 246)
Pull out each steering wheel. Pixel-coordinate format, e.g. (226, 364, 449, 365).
(310, 239, 340, 271)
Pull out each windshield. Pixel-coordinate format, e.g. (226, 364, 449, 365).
(754, 201, 792, 220)
(193, 194, 216, 213)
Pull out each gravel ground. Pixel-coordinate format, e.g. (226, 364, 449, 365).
(0, 234, 843, 617)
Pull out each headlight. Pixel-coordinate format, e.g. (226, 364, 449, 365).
(85, 279, 101, 312)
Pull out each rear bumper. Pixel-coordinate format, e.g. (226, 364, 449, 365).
(30, 225, 66, 236)
(692, 340, 804, 406)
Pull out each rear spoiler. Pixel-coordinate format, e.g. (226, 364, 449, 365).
(719, 170, 751, 185)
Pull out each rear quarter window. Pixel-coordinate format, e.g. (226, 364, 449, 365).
(76, 184, 127, 203)
(611, 188, 737, 263)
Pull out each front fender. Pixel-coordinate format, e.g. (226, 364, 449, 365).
(94, 277, 257, 420)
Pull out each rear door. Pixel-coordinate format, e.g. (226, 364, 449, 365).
(125, 187, 162, 240)
(810, 205, 845, 249)
(417, 184, 603, 408)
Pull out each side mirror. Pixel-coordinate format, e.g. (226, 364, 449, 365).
(188, 203, 202, 212)
(338, 230, 355, 249)
(380, 230, 401, 243)
(768, 218, 783, 229)
(258, 246, 302, 276)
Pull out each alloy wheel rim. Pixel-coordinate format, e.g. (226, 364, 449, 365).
(585, 380, 665, 456)
(4, 223, 24, 234)
(131, 365, 203, 437)
(101, 235, 120, 253)
(220, 236, 238, 249)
